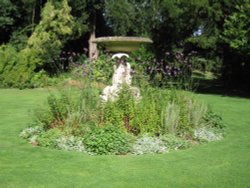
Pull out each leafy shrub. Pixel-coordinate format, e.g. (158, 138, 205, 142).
(0, 0, 78, 88)
(50, 51, 88, 74)
(36, 128, 63, 148)
(190, 56, 222, 73)
(47, 93, 71, 123)
(99, 101, 123, 128)
(115, 85, 137, 131)
(131, 89, 161, 135)
(84, 125, 132, 155)
(203, 111, 225, 129)
(99, 85, 137, 132)
(160, 134, 190, 150)
(33, 93, 71, 130)
(132, 135, 168, 155)
(100, 86, 167, 135)
(130, 48, 193, 88)
(0, 44, 18, 87)
(99, 86, 219, 137)
(90, 54, 114, 84)
(0, 43, 46, 88)
(29, 70, 49, 88)
(33, 108, 54, 130)
(129, 46, 153, 87)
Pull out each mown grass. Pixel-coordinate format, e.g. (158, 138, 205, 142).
(0, 89, 250, 188)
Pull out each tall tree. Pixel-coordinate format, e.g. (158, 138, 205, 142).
(222, 0, 250, 83)
(104, 0, 163, 37)
(223, 1, 250, 55)
(0, 0, 78, 87)
(0, 0, 19, 43)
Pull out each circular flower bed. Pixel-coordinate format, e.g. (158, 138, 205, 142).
(20, 86, 225, 155)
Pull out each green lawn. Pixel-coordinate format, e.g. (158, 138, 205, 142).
(0, 89, 250, 188)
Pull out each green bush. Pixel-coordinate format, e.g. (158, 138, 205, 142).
(129, 46, 153, 87)
(0, 0, 78, 88)
(0, 43, 46, 88)
(47, 93, 71, 123)
(0, 45, 17, 87)
(99, 85, 136, 132)
(33, 107, 54, 130)
(37, 128, 63, 148)
(29, 70, 49, 88)
(84, 125, 132, 155)
(100, 86, 168, 135)
(33, 93, 73, 130)
(190, 56, 222, 73)
(90, 53, 114, 84)
(203, 111, 225, 129)
(131, 88, 162, 135)
(99, 101, 123, 128)
(99, 86, 213, 137)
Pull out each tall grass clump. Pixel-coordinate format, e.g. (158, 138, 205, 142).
(34, 83, 100, 136)
(162, 92, 209, 136)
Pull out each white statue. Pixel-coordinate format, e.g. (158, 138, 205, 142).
(101, 53, 140, 101)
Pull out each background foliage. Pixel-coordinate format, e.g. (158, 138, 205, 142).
(0, 0, 249, 88)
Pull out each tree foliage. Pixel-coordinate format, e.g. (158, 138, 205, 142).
(0, 0, 19, 42)
(0, 0, 78, 87)
(223, 1, 250, 55)
(0, 0, 249, 88)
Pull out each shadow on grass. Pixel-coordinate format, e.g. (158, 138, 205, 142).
(193, 77, 250, 99)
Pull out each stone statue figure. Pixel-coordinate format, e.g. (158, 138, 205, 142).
(100, 53, 140, 101)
